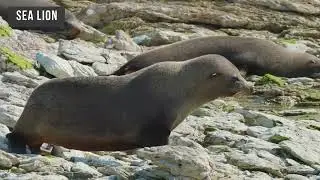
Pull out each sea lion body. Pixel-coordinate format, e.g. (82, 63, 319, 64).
(113, 36, 320, 78)
(0, 0, 81, 38)
(7, 54, 251, 153)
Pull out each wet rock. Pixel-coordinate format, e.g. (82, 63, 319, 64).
(70, 162, 102, 179)
(226, 150, 283, 177)
(58, 39, 106, 64)
(35, 52, 74, 78)
(136, 146, 214, 179)
(68, 60, 97, 77)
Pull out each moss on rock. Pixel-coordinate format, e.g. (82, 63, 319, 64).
(277, 38, 297, 45)
(0, 25, 13, 37)
(256, 74, 286, 87)
(268, 135, 290, 144)
(0, 47, 33, 70)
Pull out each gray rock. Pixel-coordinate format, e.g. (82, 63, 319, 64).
(68, 60, 98, 77)
(278, 109, 318, 116)
(287, 77, 315, 84)
(108, 30, 141, 52)
(136, 146, 214, 179)
(3, 173, 68, 180)
(280, 140, 320, 167)
(226, 150, 283, 177)
(235, 109, 294, 128)
(0, 123, 10, 151)
(2, 71, 41, 88)
(284, 174, 310, 180)
(246, 126, 270, 138)
(0, 150, 19, 169)
(35, 52, 74, 78)
(204, 130, 280, 154)
(0, 103, 23, 128)
(19, 155, 73, 173)
(70, 162, 102, 179)
(92, 62, 118, 76)
(58, 39, 106, 64)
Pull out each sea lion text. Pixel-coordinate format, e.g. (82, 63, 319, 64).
(16, 10, 58, 21)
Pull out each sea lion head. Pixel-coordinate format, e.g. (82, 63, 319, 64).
(292, 53, 320, 78)
(181, 54, 253, 102)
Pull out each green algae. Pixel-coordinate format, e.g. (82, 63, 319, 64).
(0, 47, 33, 70)
(0, 25, 13, 37)
(268, 135, 290, 144)
(308, 125, 320, 131)
(277, 38, 297, 45)
(256, 74, 286, 87)
(102, 17, 144, 35)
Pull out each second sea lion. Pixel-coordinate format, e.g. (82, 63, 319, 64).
(112, 36, 320, 78)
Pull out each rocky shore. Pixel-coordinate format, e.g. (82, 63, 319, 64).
(0, 0, 320, 179)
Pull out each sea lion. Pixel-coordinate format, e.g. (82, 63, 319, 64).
(6, 54, 252, 153)
(112, 36, 320, 78)
(0, 0, 81, 39)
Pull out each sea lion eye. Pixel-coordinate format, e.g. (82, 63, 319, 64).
(210, 73, 221, 78)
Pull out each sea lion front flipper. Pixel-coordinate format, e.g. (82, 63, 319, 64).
(138, 123, 171, 147)
(6, 132, 27, 154)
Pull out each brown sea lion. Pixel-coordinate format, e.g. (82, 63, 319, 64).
(112, 36, 320, 78)
(6, 54, 252, 153)
(0, 0, 81, 39)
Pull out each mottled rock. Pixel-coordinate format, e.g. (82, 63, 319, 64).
(3, 173, 68, 180)
(108, 30, 141, 52)
(35, 52, 74, 78)
(58, 39, 106, 63)
(2, 71, 41, 88)
(70, 162, 102, 179)
(280, 140, 320, 167)
(0, 103, 23, 128)
(0, 150, 19, 169)
(204, 130, 280, 154)
(284, 174, 310, 180)
(68, 60, 97, 77)
(226, 150, 283, 177)
(92, 62, 118, 76)
(136, 146, 214, 179)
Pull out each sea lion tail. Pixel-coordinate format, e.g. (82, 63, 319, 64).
(6, 132, 27, 154)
